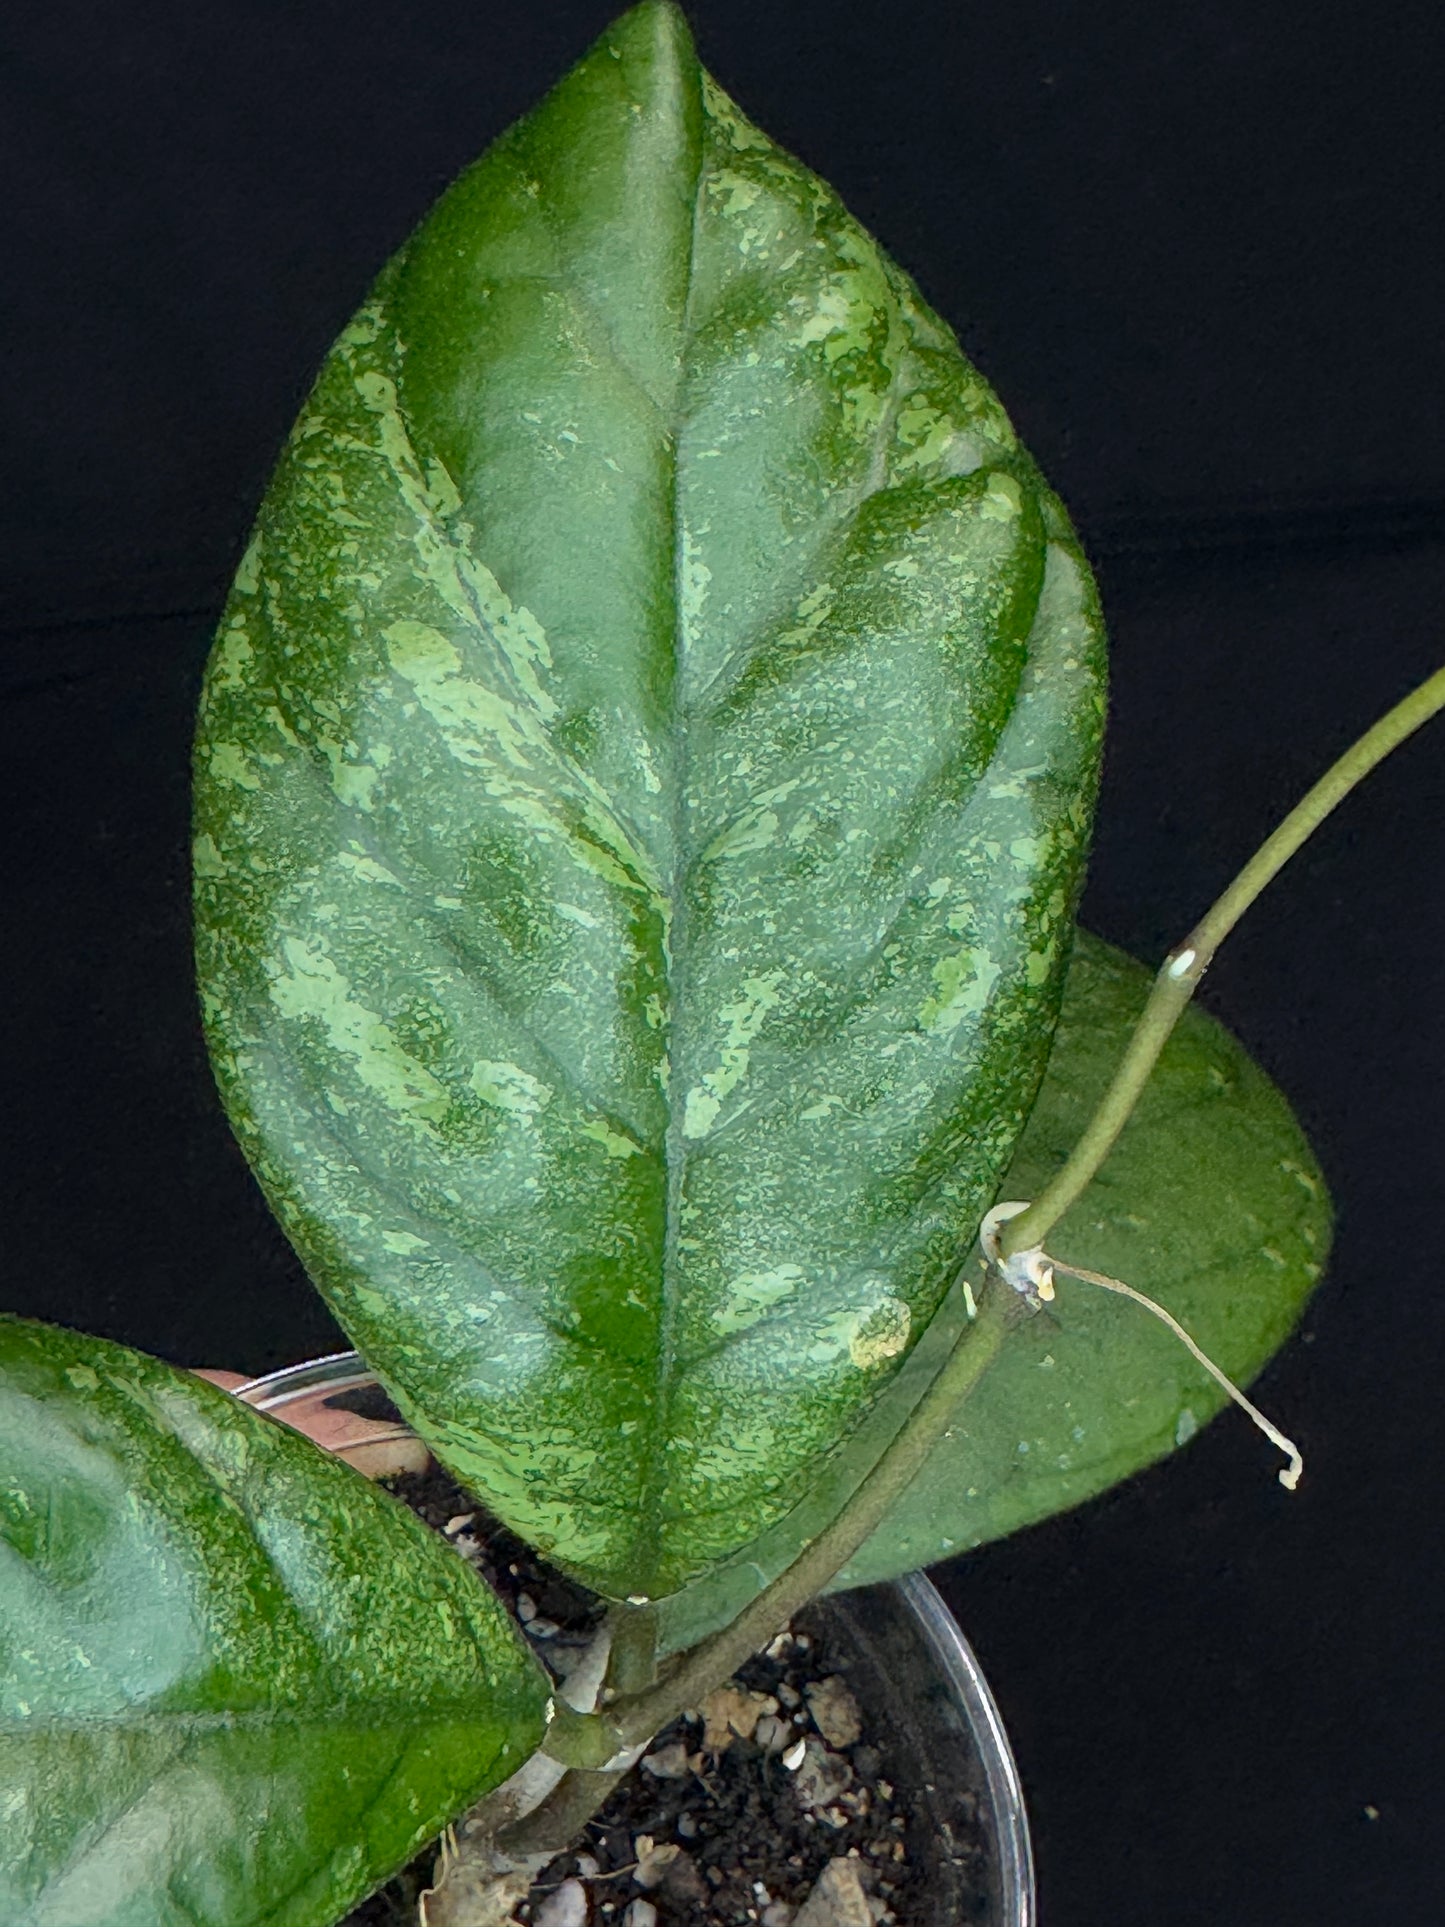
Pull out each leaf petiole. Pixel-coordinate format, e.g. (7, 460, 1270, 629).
(604, 1599, 661, 1698)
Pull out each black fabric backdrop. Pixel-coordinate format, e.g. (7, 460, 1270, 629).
(3, 3, 1444, 1921)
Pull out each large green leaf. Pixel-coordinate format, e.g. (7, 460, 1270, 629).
(0, 1319, 549, 1927)
(193, 0, 1105, 1599)
(657, 930, 1329, 1651)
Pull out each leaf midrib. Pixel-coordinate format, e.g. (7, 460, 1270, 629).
(632, 95, 971, 1590)
(644, 75, 709, 1600)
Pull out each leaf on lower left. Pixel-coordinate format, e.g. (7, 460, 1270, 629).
(0, 1318, 550, 1927)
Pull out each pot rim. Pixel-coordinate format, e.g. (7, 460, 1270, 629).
(235, 1350, 1035, 1927)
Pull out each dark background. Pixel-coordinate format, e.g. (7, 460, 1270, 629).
(4, 2, 1444, 1921)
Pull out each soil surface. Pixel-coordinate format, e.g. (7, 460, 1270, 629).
(337, 1449, 991, 1927)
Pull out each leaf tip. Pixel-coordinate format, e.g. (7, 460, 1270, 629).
(611, 0, 697, 66)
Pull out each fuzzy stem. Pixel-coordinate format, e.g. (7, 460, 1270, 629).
(1001, 660, 1445, 1259)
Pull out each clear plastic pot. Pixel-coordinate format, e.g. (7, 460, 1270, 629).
(236, 1351, 1035, 1927)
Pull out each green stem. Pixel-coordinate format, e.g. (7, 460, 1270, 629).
(496, 1766, 625, 1858)
(1001, 660, 1445, 1259)
(611, 1283, 1010, 1748)
(605, 1599, 660, 1698)
(541, 1701, 625, 1771)
(540, 1600, 660, 1770)
(510, 1604, 661, 1850)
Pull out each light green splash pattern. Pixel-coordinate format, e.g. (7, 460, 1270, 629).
(194, 2, 1106, 1597)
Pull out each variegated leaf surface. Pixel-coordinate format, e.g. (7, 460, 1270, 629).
(193, 1, 1106, 1599)
(0, 1318, 549, 1927)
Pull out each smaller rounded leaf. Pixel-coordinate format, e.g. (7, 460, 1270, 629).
(830, 929, 1330, 1583)
(0, 1318, 550, 1927)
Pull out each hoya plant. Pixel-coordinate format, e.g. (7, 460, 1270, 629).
(4, 5, 1439, 1923)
